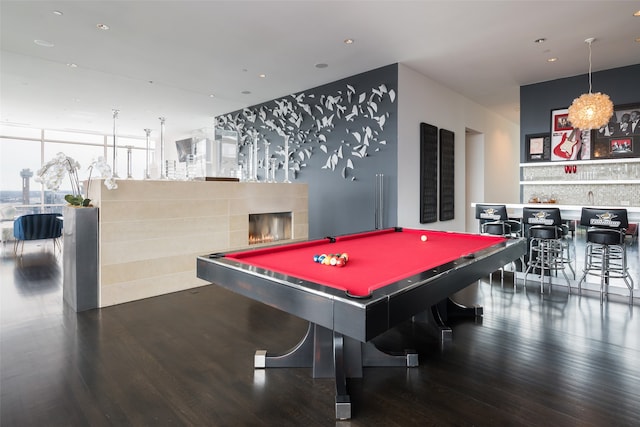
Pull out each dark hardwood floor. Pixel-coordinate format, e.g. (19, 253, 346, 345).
(2, 242, 639, 426)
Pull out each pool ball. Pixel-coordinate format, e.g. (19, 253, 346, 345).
(421, 235, 427, 242)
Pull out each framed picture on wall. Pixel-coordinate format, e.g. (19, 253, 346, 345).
(591, 102, 640, 159)
(525, 133, 551, 162)
(550, 108, 590, 161)
(553, 111, 572, 131)
(610, 138, 632, 154)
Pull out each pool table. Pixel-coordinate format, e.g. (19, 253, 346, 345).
(197, 227, 526, 419)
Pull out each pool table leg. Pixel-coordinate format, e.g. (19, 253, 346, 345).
(438, 297, 483, 320)
(255, 324, 353, 419)
(413, 297, 483, 342)
(255, 323, 418, 420)
(361, 341, 419, 368)
(333, 333, 351, 420)
(254, 322, 314, 368)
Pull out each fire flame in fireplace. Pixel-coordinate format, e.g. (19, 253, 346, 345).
(248, 212, 292, 245)
(248, 234, 278, 245)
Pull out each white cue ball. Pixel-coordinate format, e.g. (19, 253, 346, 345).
(421, 235, 427, 242)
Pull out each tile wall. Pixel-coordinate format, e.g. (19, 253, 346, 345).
(521, 161, 640, 207)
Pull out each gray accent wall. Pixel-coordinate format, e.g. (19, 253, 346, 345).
(520, 64, 640, 163)
(216, 64, 398, 239)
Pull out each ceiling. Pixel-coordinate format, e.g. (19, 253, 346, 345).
(1, 1, 639, 143)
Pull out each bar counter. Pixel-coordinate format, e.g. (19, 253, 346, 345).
(496, 203, 640, 223)
(471, 202, 639, 304)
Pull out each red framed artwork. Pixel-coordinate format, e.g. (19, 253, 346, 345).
(553, 112, 572, 132)
(610, 138, 632, 154)
(550, 108, 589, 161)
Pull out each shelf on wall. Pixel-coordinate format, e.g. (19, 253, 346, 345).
(520, 158, 640, 167)
(521, 180, 640, 185)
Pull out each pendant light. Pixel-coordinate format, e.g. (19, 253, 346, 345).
(567, 38, 613, 130)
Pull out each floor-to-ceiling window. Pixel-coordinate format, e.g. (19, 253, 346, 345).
(0, 124, 152, 215)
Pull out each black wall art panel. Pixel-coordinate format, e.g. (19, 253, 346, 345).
(439, 128, 455, 221)
(420, 122, 438, 223)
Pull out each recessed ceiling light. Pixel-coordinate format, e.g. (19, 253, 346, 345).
(96, 23, 110, 30)
(547, 57, 558, 62)
(258, 73, 266, 78)
(534, 38, 546, 44)
(241, 90, 251, 95)
(636, 37, 640, 43)
(52, 10, 63, 16)
(344, 38, 354, 45)
(34, 39, 54, 47)
(315, 63, 328, 69)
(634, 10, 640, 16)
(209, 94, 215, 98)
(67, 63, 78, 68)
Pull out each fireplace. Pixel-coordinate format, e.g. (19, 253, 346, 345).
(248, 212, 292, 245)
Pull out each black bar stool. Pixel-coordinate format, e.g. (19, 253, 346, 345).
(559, 221, 576, 280)
(522, 207, 572, 293)
(481, 221, 512, 286)
(475, 204, 522, 238)
(577, 208, 634, 304)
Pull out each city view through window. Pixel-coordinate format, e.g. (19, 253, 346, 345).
(0, 124, 152, 216)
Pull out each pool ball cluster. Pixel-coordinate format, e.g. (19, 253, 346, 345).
(313, 253, 349, 267)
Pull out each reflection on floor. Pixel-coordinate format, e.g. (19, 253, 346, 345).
(1, 242, 639, 426)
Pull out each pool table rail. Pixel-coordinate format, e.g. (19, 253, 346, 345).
(196, 236, 526, 343)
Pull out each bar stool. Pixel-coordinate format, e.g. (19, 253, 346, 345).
(559, 222, 576, 279)
(481, 221, 511, 286)
(475, 204, 521, 237)
(577, 208, 634, 304)
(481, 219, 525, 286)
(524, 212, 575, 280)
(522, 207, 572, 293)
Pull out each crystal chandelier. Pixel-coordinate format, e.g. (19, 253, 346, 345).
(567, 38, 613, 130)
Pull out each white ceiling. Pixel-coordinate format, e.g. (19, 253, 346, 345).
(1, 0, 639, 143)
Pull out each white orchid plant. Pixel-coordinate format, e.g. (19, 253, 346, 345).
(35, 152, 118, 207)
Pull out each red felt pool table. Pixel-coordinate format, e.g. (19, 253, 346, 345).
(197, 227, 526, 419)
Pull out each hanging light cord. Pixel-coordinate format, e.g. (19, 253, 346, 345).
(587, 40, 593, 94)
